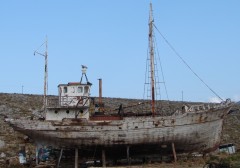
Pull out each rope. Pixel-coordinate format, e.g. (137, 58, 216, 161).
(153, 24, 223, 101)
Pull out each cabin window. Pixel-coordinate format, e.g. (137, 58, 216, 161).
(63, 87, 68, 93)
(71, 86, 75, 93)
(84, 86, 89, 94)
(77, 86, 83, 93)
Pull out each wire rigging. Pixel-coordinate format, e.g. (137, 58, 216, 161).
(153, 32, 169, 101)
(143, 48, 150, 100)
(153, 24, 223, 101)
(144, 30, 170, 101)
(34, 41, 46, 54)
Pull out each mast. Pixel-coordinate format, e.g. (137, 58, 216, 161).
(149, 3, 155, 117)
(44, 37, 48, 113)
(34, 37, 48, 114)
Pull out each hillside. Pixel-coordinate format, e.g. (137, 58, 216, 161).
(0, 93, 240, 165)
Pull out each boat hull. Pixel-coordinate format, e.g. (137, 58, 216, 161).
(9, 106, 231, 156)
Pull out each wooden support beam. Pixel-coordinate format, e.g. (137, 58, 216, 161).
(75, 148, 78, 168)
(57, 148, 63, 168)
(127, 146, 130, 165)
(36, 146, 39, 165)
(102, 149, 106, 167)
(171, 142, 177, 162)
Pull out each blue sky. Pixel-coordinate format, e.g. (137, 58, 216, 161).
(0, 1, 240, 102)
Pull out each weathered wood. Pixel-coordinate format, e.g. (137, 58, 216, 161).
(127, 146, 130, 165)
(102, 149, 106, 167)
(172, 142, 177, 162)
(36, 146, 38, 165)
(10, 104, 231, 157)
(57, 148, 63, 168)
(75, 148, 78, 168)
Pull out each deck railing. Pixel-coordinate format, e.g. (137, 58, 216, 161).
(47, 96, 90, 108)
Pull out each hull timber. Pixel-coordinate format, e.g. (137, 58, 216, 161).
(10, 105, 231, 155)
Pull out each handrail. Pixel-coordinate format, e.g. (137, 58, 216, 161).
(47, 96, 90, 107)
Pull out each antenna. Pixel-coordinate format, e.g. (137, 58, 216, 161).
(34, 36, 48, 114)
(80, 65, 89, 84)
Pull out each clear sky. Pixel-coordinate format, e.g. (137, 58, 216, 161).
(1, 1, 240, 103)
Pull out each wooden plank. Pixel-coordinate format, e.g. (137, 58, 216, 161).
(102, 149, 106, 167)
(172, 142, 177, 162)
(75, 148, 78, 168)
(57, 148, 63, 168)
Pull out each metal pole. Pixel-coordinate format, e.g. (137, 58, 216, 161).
(182, 91, 183, 102)
(98, 78, 102, 112)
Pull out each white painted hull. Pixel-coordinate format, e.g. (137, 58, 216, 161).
(10, 106, 231, 154)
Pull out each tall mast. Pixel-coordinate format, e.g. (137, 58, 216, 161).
(34, 37, 48, 114)
(44, 37, 48, 113)
(149, 3, 155, 117)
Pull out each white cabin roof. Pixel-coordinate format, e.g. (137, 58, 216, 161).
(58, 82, 90, 87)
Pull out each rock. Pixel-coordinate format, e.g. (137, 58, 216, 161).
(0, 159, 6, 167)
(0, 140, 5, 149)
(0, 152, 6, 158)
(7, 156, 21, 166)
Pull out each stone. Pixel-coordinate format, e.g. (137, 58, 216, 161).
(0, 140, 5, 149)
(0, 152, 6, 158)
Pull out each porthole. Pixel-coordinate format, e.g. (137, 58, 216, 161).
(66, 110, 70, 114)
(54, 110, 58, 114)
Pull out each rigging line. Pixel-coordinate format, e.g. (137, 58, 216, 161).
(153, 24, 223, 101)
(34, 41, 46, 53)
(144, 47, 150, 100)
(152, 37, 161, 100)
(153, 31, 170, 101)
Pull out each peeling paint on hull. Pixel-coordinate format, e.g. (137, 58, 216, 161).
(10, 106, 231, 155)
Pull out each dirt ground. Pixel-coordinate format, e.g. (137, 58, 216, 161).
(89, 163, 205, 168)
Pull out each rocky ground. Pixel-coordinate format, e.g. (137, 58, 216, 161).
(0, 93, 240, 167)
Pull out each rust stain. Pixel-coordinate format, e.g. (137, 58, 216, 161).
(198, 114, 204, 123)
(90, 116, 122, 121)
(97, 121, 110, 126)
